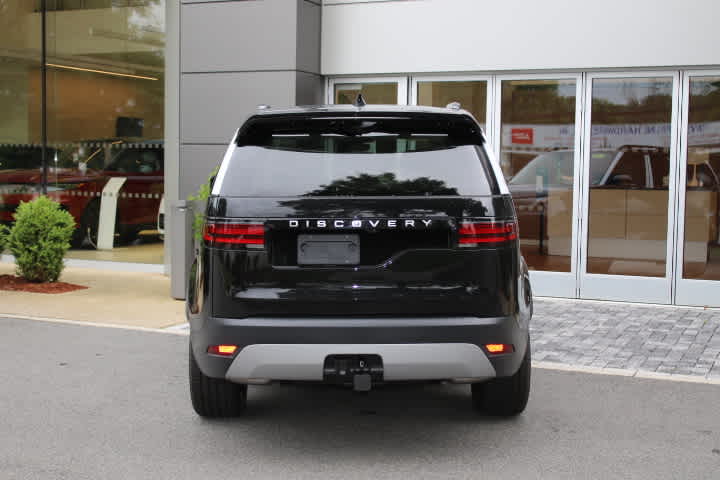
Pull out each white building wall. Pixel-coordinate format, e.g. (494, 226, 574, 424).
(322, 0, 720, 75)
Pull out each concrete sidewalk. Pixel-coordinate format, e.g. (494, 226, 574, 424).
(0, 262, 185, 328)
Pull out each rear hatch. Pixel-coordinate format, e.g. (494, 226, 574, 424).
(206, 111, 519, 318)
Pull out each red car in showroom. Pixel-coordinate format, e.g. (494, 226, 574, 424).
(0, 141, 163, 248)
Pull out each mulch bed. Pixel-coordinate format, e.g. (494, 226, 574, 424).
(0, 275, 88, 294)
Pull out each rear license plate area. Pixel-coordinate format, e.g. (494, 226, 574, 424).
(297, 234, 360, 266)
(323, 354, 383, 385)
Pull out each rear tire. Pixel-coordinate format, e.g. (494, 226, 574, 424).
(71, 201, 137, 249)
(189, 343, 247, 418)
(472, 338, 531, 416)
(70, 200, 100, 249)
(116, 225, 140, 246)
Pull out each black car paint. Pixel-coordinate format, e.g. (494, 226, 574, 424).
(187, 109, 533, 382)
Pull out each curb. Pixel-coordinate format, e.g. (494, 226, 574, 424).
(534, 360, 720, 385)
(0, 313, 189, 336)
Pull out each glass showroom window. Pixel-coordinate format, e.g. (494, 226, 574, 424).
(416, 80, 487, 132)
(586, 77, 673, 277)
(334, 82, 399, 105)
(682, 76, 720, 280)
(499, 79, 577, 272)
(0, 0, 166, 264)
(0, 1, 43, 247)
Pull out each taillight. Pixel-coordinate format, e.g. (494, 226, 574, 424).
(203, 222, 265, 247)
(485, 344, 514, 355)
(207, 345, 238, 356)
(458, 220, 518, 246)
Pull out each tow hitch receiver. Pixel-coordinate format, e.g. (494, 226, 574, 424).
(323, 354, 383, 391)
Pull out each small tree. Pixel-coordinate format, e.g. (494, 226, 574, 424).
(7, 196, 75, 283)
(188, 166, 219, 245)
(0, 224, 8, 252)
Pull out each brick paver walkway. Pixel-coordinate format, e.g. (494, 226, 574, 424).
(532, 298, 720, 380)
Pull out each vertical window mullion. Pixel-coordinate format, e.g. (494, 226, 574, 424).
(41, 0, 48, 195)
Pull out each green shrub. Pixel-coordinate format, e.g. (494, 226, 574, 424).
(7, 196, 75, 283)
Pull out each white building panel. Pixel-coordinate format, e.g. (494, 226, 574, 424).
(322, 0, 719, 75)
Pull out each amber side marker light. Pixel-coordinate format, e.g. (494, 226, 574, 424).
(207, 345, 238, 356)
(485, 344, 514, 354)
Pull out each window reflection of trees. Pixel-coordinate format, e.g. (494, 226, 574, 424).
(305, 172, 459, 197)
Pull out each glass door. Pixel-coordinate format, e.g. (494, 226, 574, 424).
(328, 77, 407, 105)
(494, 75, 583, 298)
(579, 72, 681, 303)
(674, 71, 720, 306)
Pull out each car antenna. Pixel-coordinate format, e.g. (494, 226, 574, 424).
(354, 93, 366, 107)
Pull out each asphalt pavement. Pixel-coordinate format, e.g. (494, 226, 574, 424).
(1, 316, 719, 480)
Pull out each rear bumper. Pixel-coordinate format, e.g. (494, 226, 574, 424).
(190, 316, 529, 383)
(225, 343, 496, 383)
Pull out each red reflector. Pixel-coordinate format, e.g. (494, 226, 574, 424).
(207, 345, 238, 356)
(485, 344, 513, 354)
(203, 223, 265, 246)
(459, 221, 517, 245)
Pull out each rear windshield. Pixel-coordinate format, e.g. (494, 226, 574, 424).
(217, 113, 497, 197)
(218, 145, 496, 197)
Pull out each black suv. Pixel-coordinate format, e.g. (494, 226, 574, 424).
(187, 104, 533, 417)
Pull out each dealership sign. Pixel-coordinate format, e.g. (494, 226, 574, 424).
(511, 128, 534, 144)
(504, 121, 720, 150)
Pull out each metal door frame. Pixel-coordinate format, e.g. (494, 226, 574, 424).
(673, 69, 720, 306)
(492, 73, 584, 298)
(578, 70, 682, 304)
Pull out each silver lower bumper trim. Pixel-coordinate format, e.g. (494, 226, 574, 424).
(225, 343, 496, 383)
